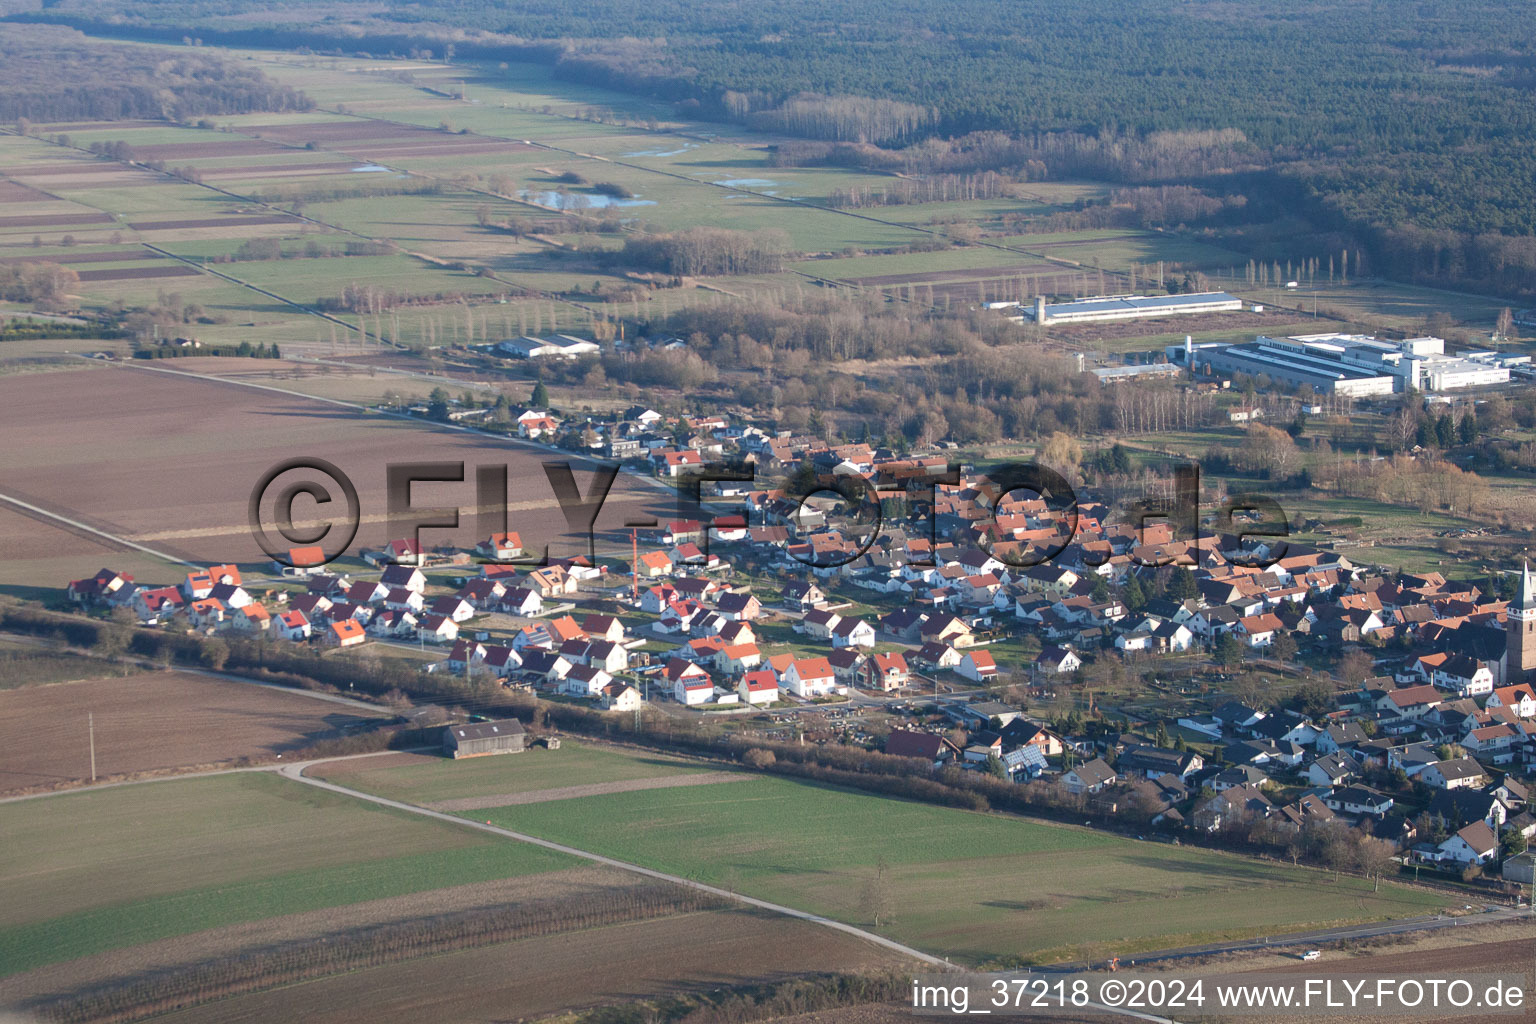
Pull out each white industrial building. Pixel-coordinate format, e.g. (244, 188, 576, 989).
(494, 335, 601, 359)
(1012, 292, 1242, 325)
(1090, 363, 1183, 384)
(1178, 333, 1511, 396)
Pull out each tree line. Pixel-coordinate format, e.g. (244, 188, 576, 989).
(0, 24, 311, 122)
(613, 227, 791, 277)
(0, 261, 79, 306)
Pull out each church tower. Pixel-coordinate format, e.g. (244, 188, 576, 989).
(1508, 561, 1536, 684)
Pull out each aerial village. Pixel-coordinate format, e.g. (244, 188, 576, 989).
(65, 402, 1536, 891)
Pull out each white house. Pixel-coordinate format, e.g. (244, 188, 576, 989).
(416, 613, 459, 644)
(1435, 821, 1499, 866)
(831, 618, 876, 648)
(780, 657, 837, 698)
(1034, 645, 1080, 675)
(1434, 656, 1495, 698)
(1420, 758, 1488, 790)
(738, 670, 779, 705)
(1488, 685, 1536, 719)
(1060, 758, 1117, 795)
(560, 664, 613, 698)
(276, 609, 311, 641)
(1237, 613, 1282, 647)
(379, 565, 427, 593)
(675, 675, 714, 705)
(956, 651, 999, 683)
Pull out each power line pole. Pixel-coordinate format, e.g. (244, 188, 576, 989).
(88, 712, 96, 782)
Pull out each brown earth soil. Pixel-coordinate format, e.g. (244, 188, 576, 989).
(74, 265, 201, 281)
(126, 215, 297, 231)
(126, 140, 293, 160)
(0, 671, 388, 793)
(0, 364, 667, 573)
(0, 212, 113, 227)
(0, 180, 52, 203)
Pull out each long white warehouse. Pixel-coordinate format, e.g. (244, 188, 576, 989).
(1017, 292, 1242, 325)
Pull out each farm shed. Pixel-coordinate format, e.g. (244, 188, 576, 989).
(443, 718, 526, 759)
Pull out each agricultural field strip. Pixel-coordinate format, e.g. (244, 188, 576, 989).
(288, 756, 1461, 1018)
(0, 740, 408, 807)
(280, 104, 1151, 287)
(139, 242, 395, 340)
(42, 122, 612, 324)
(281, 761, 946, 968)
(0, 771, 584, 975)
(2, 129, 594, 334)
(0, 745, 1492, 994)
(423, 770, 755, 812)
(107, 358, 684, 505)
(0, 489, 198, 569)
(0, 132, 413, 342)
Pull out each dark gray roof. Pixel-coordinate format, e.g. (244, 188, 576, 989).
(448, 719, 526, 742)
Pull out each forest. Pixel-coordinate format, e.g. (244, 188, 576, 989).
(6, 1, 1536, 294)
(0, 24, 312, 121)
(612, 227, 791, 277)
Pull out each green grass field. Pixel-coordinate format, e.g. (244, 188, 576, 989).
(0, 772, 576, 975)
(459, 770, 1452, 964)
(311, 741, 712, 804)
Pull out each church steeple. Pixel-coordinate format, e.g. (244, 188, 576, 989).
(1508, 560, 1536, 684)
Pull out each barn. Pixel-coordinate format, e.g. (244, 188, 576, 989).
(443, 719, 526, 759)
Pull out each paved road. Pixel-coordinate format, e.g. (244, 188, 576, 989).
(1046, 906, 1532, 972)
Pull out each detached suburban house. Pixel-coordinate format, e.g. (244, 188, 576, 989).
(1061, 758, 1117, 795)
(780, 657, 837, 698)
(1420, 758, 1488, 790)
(884, 729, 960, 767)
(476, 532, 524, 561)
(276, 609, 311, 641)
(1034, 646, 1081, 675)
(1433, 822, 1499, 867)
(867, 651, 910, 690)
(831, 617, 877, 648)
(738, 670, 779, 705)
(956, 650, 998, 683)
(327, 619, 367, 647)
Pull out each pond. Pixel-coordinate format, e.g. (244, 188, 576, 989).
(518, 189, 657, 209)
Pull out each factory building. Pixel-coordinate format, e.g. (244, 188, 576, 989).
(1173, 333, 1512, 397)
(1090, 363, 1183, 384)
(1014, 292, 1242, 325)
(494, 335, 601, 359)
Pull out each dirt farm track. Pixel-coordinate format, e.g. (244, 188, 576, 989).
(0, 671, 388, 794)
